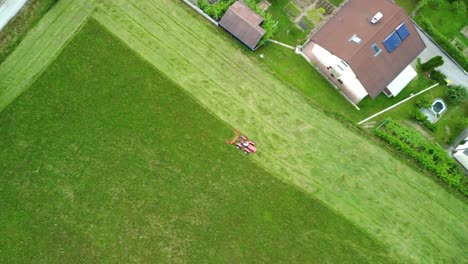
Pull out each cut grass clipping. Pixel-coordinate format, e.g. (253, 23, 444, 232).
(0, 19, 394, 263)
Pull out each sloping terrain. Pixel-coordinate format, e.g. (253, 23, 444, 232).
(0, 0, 466, 262)
(0, 19, 393, 263)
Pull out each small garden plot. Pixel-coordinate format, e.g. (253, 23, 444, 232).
(375, 119, 467, 195)
(284, 1, 302, 17)
(297, 17, 314, 31)
(282, 0, 335, 34)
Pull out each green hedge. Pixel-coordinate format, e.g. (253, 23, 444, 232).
(410, 109, 437, 131)
(417, 15, 468, 71)
(375, 119, 467, 196)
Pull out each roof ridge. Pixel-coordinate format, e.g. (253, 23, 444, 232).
(229, 5, 265, 34)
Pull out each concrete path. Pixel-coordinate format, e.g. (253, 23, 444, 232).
(0, 0, 28, 31)
(412, 26, 468, 87)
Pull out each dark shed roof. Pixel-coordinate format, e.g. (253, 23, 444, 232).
(311, 0, 425, 98)
(219, 1, 266, 50)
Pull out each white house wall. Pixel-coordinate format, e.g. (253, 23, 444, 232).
(453, 136, 468, 171)
(386, 65, 417, 97)
(304, 42, 368, 104)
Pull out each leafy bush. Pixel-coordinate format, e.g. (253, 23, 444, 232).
(428, 0, 442, 8)
(445, 85, 467, 104)
(451, 1, 467, 15)
(413, 0, 429, 14)
(424, 120, 437, 131)
(198, 0, 236, 20)
(421, 56, 444, 72)
(417, 15, 468, 71)
(410, 108, 437, 131)
(375, 120, 467, 196)
(416, 95, 432, 108)
(411, 108, 428, 121)
(429, 70, 447, 85)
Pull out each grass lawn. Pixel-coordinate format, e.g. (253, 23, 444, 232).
(254, 44, 359, 116)
(253, 44, 440, 122)
(0, 0, 58, 63)
(267, 0, 308, 45)
(417, 1, 468, 47)
(1, 0, 467, 263)
(394, 0, 418, 14)
(87, 1, 468, 261)
(254, 40, 463, 147)
(0, 19, 395, 263)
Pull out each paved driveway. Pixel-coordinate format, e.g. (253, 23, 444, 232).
(411, 25, 468, 87)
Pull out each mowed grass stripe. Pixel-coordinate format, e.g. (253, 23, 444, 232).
(93, 2, 372, 217)
(141, 0, 466, 227)
(0, 0, 95, 111)
(93, 1, 467, 262)
(102, 0, 464, 229)
(0, 19, 393, 263)
(100, 0, 466, 258)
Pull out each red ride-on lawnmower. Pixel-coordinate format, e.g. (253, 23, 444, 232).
(226, 129, 257, 155)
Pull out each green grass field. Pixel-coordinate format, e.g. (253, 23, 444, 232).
(0, 19, 395, 263)
(0, 0, 58, 63)
(0, 0, 467, 263)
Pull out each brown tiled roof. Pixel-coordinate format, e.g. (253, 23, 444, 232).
(219, 1, 266, 50)
(311, 0, 425, 98)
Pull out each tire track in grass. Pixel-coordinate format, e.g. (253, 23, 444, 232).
(93, 2, 370, 213)
(0, 0, 96, 112)
(93, 1, 467, 263)
(93, 5, 401, 262)
(107, 0, 465, 228)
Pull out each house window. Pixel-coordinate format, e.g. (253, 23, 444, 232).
(371, 43, 382, 56)
(338, 79, 343, 84)
(341, 60, 348, 67)
(337, 65, 344, 71)
(349, 34, 362, 44)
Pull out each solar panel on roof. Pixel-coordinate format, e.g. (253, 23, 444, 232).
(396, 22, 410, 41)
(383, 31, 402, 53)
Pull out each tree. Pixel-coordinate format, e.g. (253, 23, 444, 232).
(429, 70, 447, 85)
(416, 95, 432, 108)
(445, 85, 467, 104)
(451, 1, 467, 15)
(421, 56, 444, 72)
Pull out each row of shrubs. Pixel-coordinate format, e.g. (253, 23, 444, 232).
(416, 15, 468, 71)
(198, 0, 276, 46)
(375, 119, 467, 196)
(410, 109, 437, 131)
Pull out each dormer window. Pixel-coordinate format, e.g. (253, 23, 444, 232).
(349, 34, 362, 44)
(371, 43, 382, 56)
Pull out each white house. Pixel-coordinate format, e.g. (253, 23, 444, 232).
(302, 0, 426, 104)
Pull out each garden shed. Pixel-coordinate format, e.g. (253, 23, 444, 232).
(219, 0, 266, 50)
